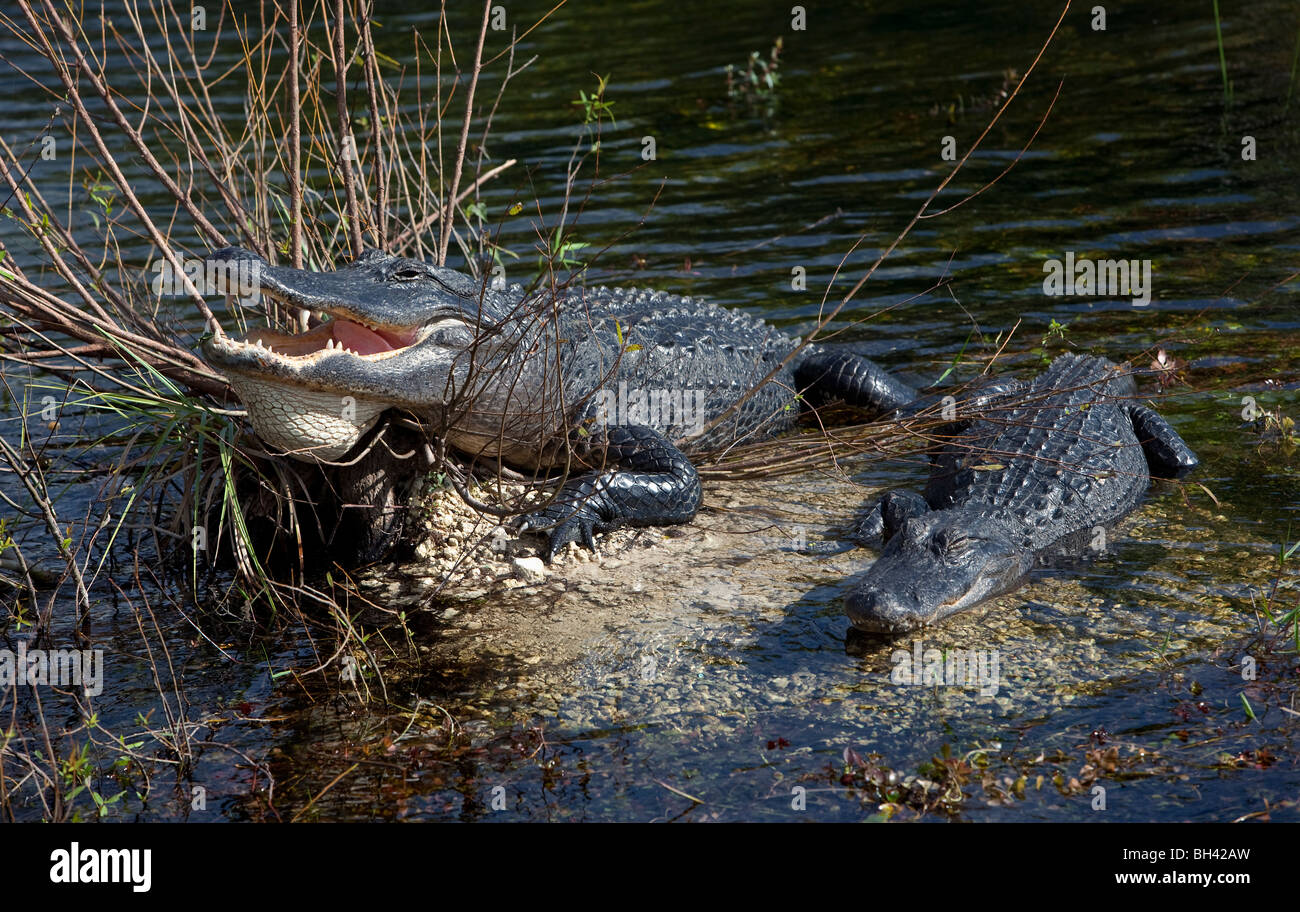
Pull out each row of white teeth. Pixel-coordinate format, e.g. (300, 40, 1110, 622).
(243, 337, 362, 356)
(324, 339, 361, 355)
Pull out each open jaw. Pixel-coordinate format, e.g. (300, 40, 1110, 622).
(213, 313, 424, 364)
(204, 312, 427, 463)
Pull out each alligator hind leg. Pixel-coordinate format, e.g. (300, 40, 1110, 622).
(794, 351, 919, 415)
(519, 424, 702, 560)
(1128, 404, 1199, 478)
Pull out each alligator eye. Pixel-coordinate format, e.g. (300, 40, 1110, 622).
(391, 266, 427, 281)
(933, 530, 972, 557)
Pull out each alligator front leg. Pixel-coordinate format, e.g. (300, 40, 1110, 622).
(794, 351, 920, 415)
(1128, 404, 1199, 478)
(850, 489, 931, 544)
(519, 424, 702, 560)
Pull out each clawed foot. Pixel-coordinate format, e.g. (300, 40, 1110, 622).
(848, 505, 884, 544)
(517, 503, 605, 562)
(847, 490, 930, 546)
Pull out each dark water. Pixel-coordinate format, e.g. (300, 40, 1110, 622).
(1, 0, 1298, 821)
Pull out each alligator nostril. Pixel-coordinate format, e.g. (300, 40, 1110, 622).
(846, 581, 928, 635)
(846, 586, 903, 632)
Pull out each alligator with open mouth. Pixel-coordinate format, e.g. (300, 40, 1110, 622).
(200, 247, 920, 559)
(845, 352, 1198, 635)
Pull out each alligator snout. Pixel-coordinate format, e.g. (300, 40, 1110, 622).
(844, 585, 929, 635)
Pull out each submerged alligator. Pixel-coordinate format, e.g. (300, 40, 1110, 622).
(846, 353, 1198, 634)
(200, 247, 920, 558)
